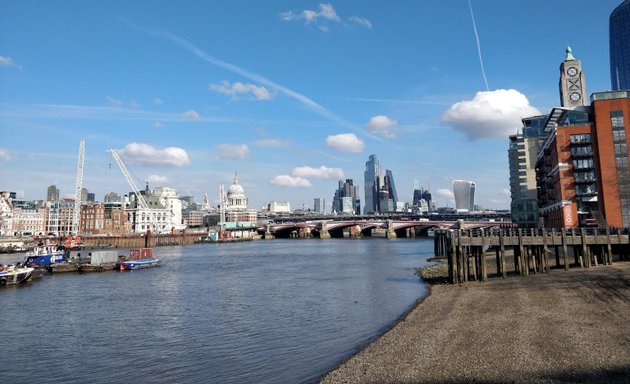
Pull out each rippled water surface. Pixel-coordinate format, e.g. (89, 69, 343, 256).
(1, 238, 432, 383)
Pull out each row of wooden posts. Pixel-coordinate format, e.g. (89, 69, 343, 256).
(435, 228, 628, 284)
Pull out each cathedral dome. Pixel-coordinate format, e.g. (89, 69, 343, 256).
(226, 173, 247, 209)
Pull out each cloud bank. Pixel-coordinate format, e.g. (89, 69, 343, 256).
(0, 148, 10, 161)
(281, 3, 372, 31)
(215, 144, 249, 160)
(441, 89, 541, 140)
(270, 175, 312, 188)
(366, 115, 397, 139)
(210, 80, 273, 101)
(291, 166, 344, 179)
(120, 143, 191, 167)
(325, 133, 364, 153)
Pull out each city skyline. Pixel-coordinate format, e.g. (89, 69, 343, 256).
(0, 1, 619, 210)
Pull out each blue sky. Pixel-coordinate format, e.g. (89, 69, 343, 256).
(0, 1, 620, 211)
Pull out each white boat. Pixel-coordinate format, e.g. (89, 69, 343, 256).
(0, 264, 35, 286)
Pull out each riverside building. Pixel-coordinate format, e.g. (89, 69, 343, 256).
(509, 115, 548, 227)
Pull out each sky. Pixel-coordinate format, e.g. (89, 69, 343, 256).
(0, 1, 621, 211)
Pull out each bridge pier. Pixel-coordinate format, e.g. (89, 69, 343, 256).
(264, 225, 275, 240)
(386, 219, 397, 239)
(319, 221, 331, 239)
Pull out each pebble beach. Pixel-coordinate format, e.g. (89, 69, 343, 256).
(320, 261, 630, 383)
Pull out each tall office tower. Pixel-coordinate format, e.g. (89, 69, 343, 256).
(592, 91, 630, 227)
(452, 180, 475, 212)
(47, 185, 59, 202)
(508, 115, 548, 227)
(81, 187, 88, 203)
(610, 0, 630, 90)
(332, 179, 360, 214)
(364, 154, 382, 214)
(313, 198, 325, 213)
(87, 193, 95, 203)
(559, 47, 588, 107)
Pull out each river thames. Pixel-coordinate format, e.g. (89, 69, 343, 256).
(1, 238, 433, 383)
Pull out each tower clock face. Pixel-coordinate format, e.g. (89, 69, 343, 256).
(567, 66, 578, 77)
(569, 92, 581, 102)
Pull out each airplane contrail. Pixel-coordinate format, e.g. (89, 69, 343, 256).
(119, 17, 377, 139)
(468, 0, 489, 91)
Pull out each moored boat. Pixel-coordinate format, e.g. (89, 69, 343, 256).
(116, 248, 160, 271)
(24, 242, 66, 267)
(0, 264, 35, 286)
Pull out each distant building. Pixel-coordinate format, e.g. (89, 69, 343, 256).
(313, 198, 325, 214)
(80, 203, 105, 234)
(452, 180, 475, 212)
(81, 188, 88, 203)
(0, 191, 13, 236)
(104, 192, 120, 203)
(413, 187, 432, 212)
(87, 192, 95, 203)
(47, 185, 59, 202)
(333, 179, 360, 214)
(225, 174, 257, 225)
(610, 0, 630, 90)
(265, 201, 291, 215)
(364, 154, 381, 214)
(12, 207, 45, 236)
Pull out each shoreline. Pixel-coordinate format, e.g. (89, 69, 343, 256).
(319, 261, 630, 383)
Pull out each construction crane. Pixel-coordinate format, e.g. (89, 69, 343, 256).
(109, 149, 165, 233)
(71, 139, 85, 236)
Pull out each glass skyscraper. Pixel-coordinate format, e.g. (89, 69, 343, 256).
(610, 0, 630, 90)
(363, 154, 381, 214)
(452, 180, 475, 212)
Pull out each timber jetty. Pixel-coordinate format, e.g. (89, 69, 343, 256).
(435, 227, 630, 284)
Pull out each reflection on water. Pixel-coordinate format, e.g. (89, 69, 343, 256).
(1, 238, 432, 384)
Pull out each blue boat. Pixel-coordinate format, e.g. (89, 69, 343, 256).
(116, 248, 160, 270)
(24, 243, 66, 267)
(117, 258, 161, 270)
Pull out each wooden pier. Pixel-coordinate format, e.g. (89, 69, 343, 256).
(435, 228, 630, 284)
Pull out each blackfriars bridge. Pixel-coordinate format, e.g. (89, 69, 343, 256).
(259, 219, 512, 239)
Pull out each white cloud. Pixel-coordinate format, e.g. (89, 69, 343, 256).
(253, 139, 289, 148)
(325, 133, 365, 153)
(215, 144, 249, 160)
(497, 188, 511, 196)
(435, 188, 455, 206)
(281, 4, 370, 31)
(120, 143, 191, 167)
(147, 174, 169, 184)
(0, 56, 21, 69)
(0, 148, 10, 161)
(441, 89, 541, 140)
(210, 80, 273, 101)
(0, 56, 14, 66)
(348, 16, 372, 28)
(366, 115, 397, 139)
(154, 121, 164, 129)
(270, 175, 312, 188)
(181, 110, 201, 120)
(153, 97, 163, 105)
(106, 96, 123, 107)
(291, 166, 344, 179)
(129, 99, 141, 108)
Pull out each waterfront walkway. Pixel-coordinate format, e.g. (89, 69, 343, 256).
(320, 261, 630, 383)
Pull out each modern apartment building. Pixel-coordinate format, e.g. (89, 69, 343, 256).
(508, 115, 547, 227)
(592, 91, 630, 227)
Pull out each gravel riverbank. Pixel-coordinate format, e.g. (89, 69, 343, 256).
(320, 261, 630, 383)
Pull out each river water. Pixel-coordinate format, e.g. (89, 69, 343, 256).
(1, 238, 433, 383)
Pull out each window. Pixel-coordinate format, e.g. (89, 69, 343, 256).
(570, 133, 591, 144)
